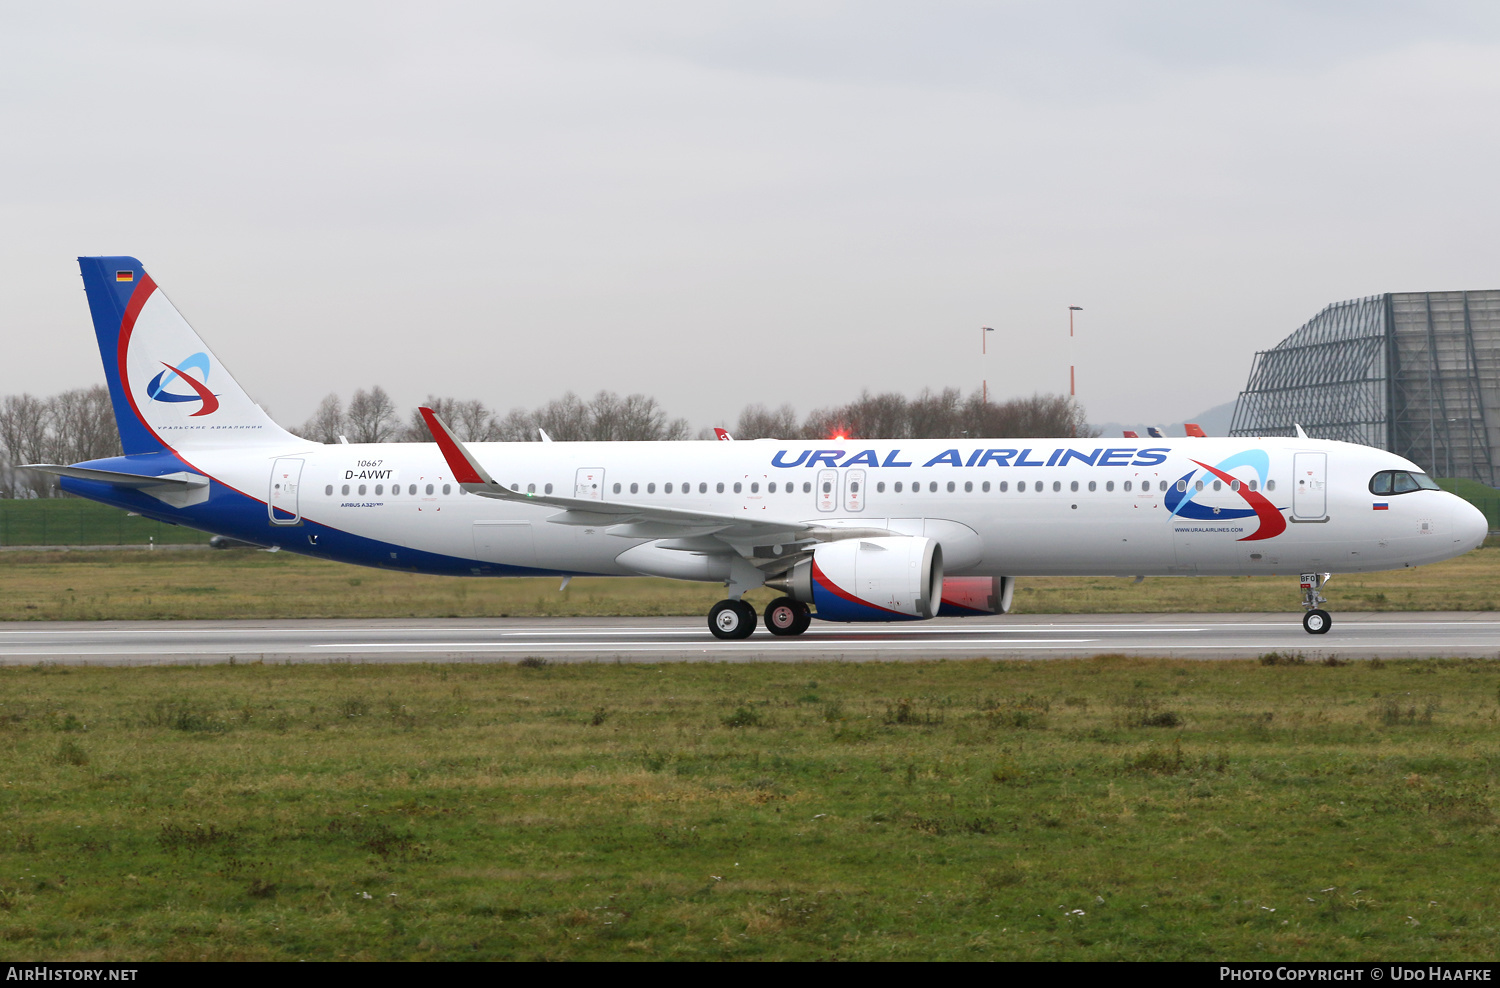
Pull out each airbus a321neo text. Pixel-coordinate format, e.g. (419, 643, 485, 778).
(27, 257, 1489, 638)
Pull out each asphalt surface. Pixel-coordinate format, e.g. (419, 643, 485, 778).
(0, 613, 1497, 664)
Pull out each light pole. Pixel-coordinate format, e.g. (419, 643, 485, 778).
(1068, 306, 1082, 398)
(981, 326, 995, 402)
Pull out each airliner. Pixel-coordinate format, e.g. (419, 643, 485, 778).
(25, 257, 1489, 638)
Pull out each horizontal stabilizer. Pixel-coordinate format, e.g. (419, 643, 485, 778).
(23, 464, 210, 508)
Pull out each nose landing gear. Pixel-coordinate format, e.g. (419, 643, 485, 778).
(1300, 572, 1332, 634)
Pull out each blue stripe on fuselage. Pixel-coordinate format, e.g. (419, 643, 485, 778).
(58, 459, 580, 578)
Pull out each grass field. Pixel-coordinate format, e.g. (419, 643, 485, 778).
(0, 499, 210, 547)
(0, 541, 1498, 621)
(0, 657, 1496, 960)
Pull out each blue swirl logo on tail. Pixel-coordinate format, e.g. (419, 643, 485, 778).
(145, 352, 219, 416)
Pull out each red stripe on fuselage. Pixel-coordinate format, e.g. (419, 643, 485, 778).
(116, 273, 159, 440)
(1189, 459, 1288, 542)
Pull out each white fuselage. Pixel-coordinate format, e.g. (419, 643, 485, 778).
(186, 435, 1487, 579)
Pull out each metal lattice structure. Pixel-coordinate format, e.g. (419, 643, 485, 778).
(1229, 291, 1500, 485)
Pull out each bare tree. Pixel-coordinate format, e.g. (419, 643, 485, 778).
(296, 393, 345, 443)
(400, 397, 500, 442)
(0, 394, 52, 466)
(774, 388, 1096, 441)
(735, 403, 800, 440)
(48, 386, 121, 463)
(345, 386, 398, 444)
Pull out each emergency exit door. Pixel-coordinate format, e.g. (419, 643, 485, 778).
(575, 467, 604, 500)
(816, 469, 838, 512)
(1292, 452, 1327, 520)
(269, 458, 304, 525)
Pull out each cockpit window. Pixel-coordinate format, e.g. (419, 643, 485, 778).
(1369, 470, 1440, 496)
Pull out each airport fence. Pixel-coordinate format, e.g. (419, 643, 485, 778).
(0, 498, 211, 547)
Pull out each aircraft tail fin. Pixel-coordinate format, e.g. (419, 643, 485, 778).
(77, 256, 302, 455)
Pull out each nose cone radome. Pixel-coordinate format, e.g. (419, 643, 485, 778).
(1459, 497, 1490, 549)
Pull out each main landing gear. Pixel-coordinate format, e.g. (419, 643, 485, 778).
(707, 597, 813, 639)
(764, 597, 812, 637)
(709, 599, 757, 640)
(1300, 572, 1332, 635)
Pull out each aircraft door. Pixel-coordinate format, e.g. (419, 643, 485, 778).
(816, 469, 839, 512)
(1293, 452, 1328, 520)
(844, 469, 866, 512)
(269, 458, 303, 525)
(575, 467, 604, 500)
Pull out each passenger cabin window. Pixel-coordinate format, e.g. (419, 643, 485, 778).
(802, 482, 812, 493)
(341, 484, 350, 495)
(1017, 481, 1026, 492)
(630, 482, 639, 494)
(1105, 481, 1114, 492)
(647, 483, 656, 493)
(734, 482, 742, 493)
(894, 481, 903, 493)
(425, 484, 434, 495)
(664, 483, 673, 494)
(999, 481, 1008, 492)
(1124, 480, 1133, 492)
(613, 483, 621, 493)
(947, 481, 956, 493)
(929, 481, 938, 493)
(445, 484, 453, 495)
(699, 482, 708, 493)
(717, 482, 725, 493)
(877, 481, 886, 493)
(325, 485, 333, 495)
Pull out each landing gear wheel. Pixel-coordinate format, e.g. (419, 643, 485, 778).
(764, 597, 812, 637)
(1303, 609, 1332, 635)
(709, 599, 757, 640)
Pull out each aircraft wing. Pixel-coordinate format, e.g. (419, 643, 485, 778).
(418, 407, 839, 544)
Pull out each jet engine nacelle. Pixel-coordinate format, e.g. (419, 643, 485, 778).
(772, 536, 943, 622)
(937, 576, 1015, 616)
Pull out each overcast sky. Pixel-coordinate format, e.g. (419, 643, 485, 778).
(3, 1, 1498, 433)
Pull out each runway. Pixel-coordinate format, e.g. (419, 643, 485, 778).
(0, 612, 1497, 664)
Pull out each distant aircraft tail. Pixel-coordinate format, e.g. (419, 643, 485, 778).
(78, 256, 301, 456)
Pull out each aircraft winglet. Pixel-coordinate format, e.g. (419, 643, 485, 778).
(418, 407, 494, 488)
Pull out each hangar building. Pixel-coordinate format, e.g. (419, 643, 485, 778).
(1229, 291, 1500, 485)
